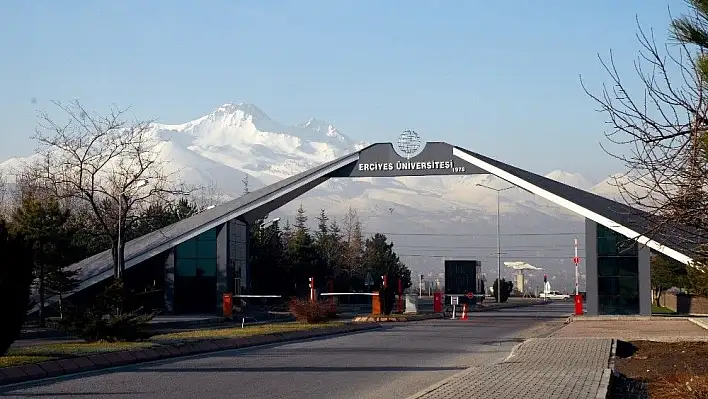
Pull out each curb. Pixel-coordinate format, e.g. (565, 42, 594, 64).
(0, 322, 380, 387)
(352, 314, 444, 322)
(596, 338, 618, 399)
(144, 317, 229, 330)
(688, 317, 708, 330)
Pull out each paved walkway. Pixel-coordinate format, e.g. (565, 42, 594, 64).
(409, 337, 613, 399)
(553, 318, 708, 341)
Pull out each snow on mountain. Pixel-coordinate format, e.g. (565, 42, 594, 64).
(1, 101, 620, 281)
(0, 101, 616, 217)
(545, 170, 595, 190)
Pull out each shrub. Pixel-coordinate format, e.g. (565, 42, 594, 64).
(492, 278, 514, 303)
(0, 221, 34, 355)
(54, 279, 156, 342)
(288, 298, 332, 323)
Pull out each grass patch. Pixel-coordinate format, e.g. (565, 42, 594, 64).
(150, 321, 345, 343)
(0, 355, 56, 368)
(7, 341, 154, 358)
(651, 304, 675, 314)
(1, 322, 348, 369)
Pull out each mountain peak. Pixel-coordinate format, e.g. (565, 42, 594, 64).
(544, 170, 594, 189)
(213, 102, 272, 122)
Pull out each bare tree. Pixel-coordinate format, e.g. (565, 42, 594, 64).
(32, 100, 188, 279)
(184, 179, 222, 211)
(581, 16, 708, 261)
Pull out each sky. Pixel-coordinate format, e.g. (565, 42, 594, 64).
(0, 0, 692, 182)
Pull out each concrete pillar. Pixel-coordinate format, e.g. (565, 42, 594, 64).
(216, 222, 228, 313)
(163, 248, 175, 314)
(585, 218, 599, 316)
(639, 244, 652, 316)
(229, 219, 248, 294)
(404, 294, 419, 314)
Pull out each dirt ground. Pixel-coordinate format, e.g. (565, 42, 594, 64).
(613, 340, 708, 399)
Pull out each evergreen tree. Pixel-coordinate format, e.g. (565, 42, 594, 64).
(249, 218, 285, 294)
(314, 209, 335, 277)
(651, 254, 688, 304)
(281, 219, 293, 246)
(294, 204, 308, 233)
(671, 0, 708, 83)
(0, 219, 34, 355)
(11, 197, 79, 326)
(362, 233, 412, 290)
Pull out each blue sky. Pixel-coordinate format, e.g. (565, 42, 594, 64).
(0, 0, 690, 181)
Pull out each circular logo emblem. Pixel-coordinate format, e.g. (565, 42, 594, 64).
(396, 130, 422, 159)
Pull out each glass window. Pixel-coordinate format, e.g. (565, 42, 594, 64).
(176, 258, 197, 277)
(598, 277, 617, 296)
(198, 228, 217, 241)
(618, 257, 638, 276)
(176, 238, 197, 258)
(597, 257, 619, 277)
(197, 240, 216, 258)
(597, 225, 638, 257)
(197, 258, 217, 277)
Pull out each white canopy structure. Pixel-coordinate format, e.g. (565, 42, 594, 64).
(504, 261, 543, 296)
(504, 261, 543, 271)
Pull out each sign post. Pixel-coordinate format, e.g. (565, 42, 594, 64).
(451, 296, 459, 319)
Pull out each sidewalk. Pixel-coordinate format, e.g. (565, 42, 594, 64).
(408, 338, 613, 399)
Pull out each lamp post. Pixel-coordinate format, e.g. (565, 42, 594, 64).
(476, 183, 512, 303)
(116, 179, 148, 280)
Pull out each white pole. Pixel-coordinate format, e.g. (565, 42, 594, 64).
(496, 190, 501, 303)
(574, 237, 579, 296)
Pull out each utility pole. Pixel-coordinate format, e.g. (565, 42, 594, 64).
(476, 183, 512, 303)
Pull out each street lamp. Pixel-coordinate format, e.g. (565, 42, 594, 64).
(476, 183, 512, 303)
(116, 179, 148, 279)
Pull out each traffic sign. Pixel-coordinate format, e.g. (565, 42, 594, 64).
(573, 256, 580, 265)
(451, 296, 459, 305)
(466, 292, 474, 299)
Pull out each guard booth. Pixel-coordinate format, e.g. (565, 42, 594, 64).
(444, 260, 483, 306)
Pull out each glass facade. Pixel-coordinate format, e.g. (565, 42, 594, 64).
(174, 228, 218, 313)
(597, 225, 640, 315)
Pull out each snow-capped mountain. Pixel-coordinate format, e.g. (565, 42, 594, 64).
(0, 102, 626, 284)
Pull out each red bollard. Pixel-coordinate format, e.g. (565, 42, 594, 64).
(574, 293, 584, 315)
(433, 292, 443, 313)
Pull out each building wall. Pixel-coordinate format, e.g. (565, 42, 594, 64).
(585, 219, 599, 315)
(228, 219, 249, 293)
(659, 292, 708, 315)
(585, 218, 651, 316)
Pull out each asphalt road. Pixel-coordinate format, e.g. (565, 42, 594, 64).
(1, 302, 574, 399)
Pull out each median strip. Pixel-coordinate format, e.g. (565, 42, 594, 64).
(0, 321, 380, 386)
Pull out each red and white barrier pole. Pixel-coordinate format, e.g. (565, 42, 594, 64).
(461, 303, 468, 320)
(573, 239, 583, 315)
